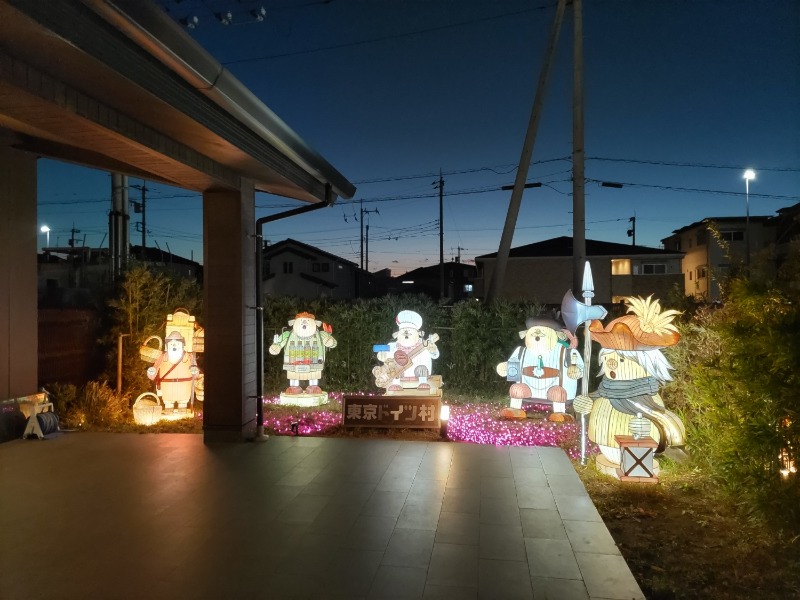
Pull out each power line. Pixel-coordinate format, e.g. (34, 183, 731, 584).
(353, 156, 571, 185)
(586, 156, 800, 173)
(585, 178, 799, 201)
(222, 3, 556, 65)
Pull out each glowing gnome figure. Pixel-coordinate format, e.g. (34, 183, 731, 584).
(147, 331, 200, 413)
(373, 310, 440, 393)
(574, 296, 687, 472)
(269, 312, 336, 405)
(496, 316, 583, 421)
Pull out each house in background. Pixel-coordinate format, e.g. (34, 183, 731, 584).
(662, 203, 800, 301)
(262, 239, 384, 299)
(766, 202, 800, 267)
(474, 236, 684, 305)
(389, 261, 477, 302)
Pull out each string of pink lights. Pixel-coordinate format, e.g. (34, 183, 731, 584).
(261, 393, 596, 459)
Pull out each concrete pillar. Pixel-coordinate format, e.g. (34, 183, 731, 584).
(0, 146, 38, 399)
(202, 181, 257, 442)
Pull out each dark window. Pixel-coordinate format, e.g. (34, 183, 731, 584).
(642, 263, 667, 275)
(322, 263, 330, 272)
(720, 230, 744, 242)
(283, 262, 293, 274)
(312, 262, 320, 272)
(696, 266, 707, 279)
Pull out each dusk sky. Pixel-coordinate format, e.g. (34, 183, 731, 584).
(37, 0, 799, 275)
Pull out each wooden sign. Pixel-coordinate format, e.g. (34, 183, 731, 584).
(342, 395, 440, 429)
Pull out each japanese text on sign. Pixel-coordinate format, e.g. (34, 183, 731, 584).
(342, 395, 440, 429)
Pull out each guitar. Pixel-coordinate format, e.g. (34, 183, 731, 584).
(373, 334, 439, 388)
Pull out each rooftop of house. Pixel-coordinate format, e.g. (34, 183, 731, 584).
(667, 215, 773, 237)
(396, 261, 478, 280)
(475, 236, 681, 260)
(264, 238, 359, 268)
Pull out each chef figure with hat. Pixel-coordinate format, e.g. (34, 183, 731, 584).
(373, 310, 440, 392)
(147, 330, 200, 413)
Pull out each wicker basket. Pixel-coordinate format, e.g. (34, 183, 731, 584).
(133, 393, 162, 425)
(139, 335, 163, 363)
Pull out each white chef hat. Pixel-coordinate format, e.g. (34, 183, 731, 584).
(396, 310, 422, 330)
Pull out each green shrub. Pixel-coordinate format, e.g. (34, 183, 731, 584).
(45, 380, 129, 428)
(665, 278, 800, 525)
(103, 265, 202, 400)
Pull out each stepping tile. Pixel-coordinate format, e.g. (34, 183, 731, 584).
(397, 500, 442, 531)
(563, 520, 621, 555)
(525, 538, 582, 580)
(478, 558, 533, 599)
(382, 528, 436, 569)
(480, 498, 521, 526)
(423, 583, 478, 599)
(436, 511, 480, 545)
(369, 565, 427, 599)
(363, 490, 409, 518)
(516, 484, 557, 510)
(442, 488, 481, 515)
(520, 509, 567, 540)
(479, 524, 526, 561)
(426, 543, 479, 588)
(574, 552, 645, 600)
(343, 514, 398, 551)
(530, 576, 590, 600)
(536, 448, 575, 475)
(553, 495, 603, 522)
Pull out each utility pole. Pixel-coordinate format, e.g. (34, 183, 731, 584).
(485, 0, 567, 303)
(360, 205, 379, 272)
(627, 214, 636, 246)
(571, 0, 586, 295)
(359, 199, 364, 270)
(436, 171, 445, 299)
(140, 182, 147, 259)
(131, 181, 148, 260)
(68, 224, 80, 247)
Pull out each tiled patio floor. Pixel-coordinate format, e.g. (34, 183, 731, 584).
(0, 433, 644, 599)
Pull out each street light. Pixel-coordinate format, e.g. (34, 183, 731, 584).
(744, 169, 755, 266)
(40, 225, 50, 248)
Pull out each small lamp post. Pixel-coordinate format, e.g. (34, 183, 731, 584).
(40, 225, 50, 248)
(743, 169, 756, 266)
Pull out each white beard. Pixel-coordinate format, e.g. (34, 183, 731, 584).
(167, 346, 183, 364)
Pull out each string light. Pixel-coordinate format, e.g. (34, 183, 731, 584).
(261, 393, 595, 459)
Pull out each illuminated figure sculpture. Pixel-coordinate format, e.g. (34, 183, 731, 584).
(147, 331, 200, 413)
(573, 296, 687, 475)
(373, 310, 440, 394)
(269, 312, 337, 406)
(496, 315, 584, 421)
(139, 309, 204, 419)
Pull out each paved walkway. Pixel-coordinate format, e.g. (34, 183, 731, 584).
(0, 433, 644, 599)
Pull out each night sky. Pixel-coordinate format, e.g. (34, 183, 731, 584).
(37, 0, 800, 274)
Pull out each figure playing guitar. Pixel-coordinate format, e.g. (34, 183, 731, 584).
(373, 310, 440, 391)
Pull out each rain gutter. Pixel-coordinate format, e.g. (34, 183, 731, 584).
(83, 0, 355, 201)
(252, 184, 336, 440)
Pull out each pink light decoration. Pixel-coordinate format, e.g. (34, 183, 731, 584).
(445, 405, 593, 460)
(260, 393, 595, 459)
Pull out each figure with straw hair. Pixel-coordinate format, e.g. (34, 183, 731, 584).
(573, 296, 687, 473)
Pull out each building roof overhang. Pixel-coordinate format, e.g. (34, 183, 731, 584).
(0, 0, 355, 203)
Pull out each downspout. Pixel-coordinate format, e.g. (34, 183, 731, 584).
(253, 184, 335, 440)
